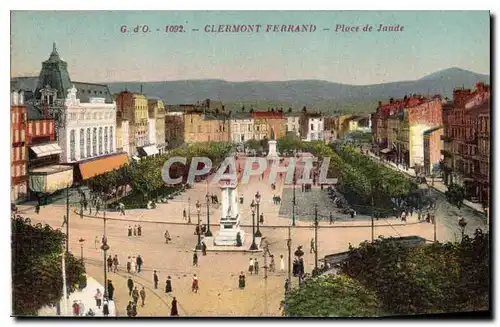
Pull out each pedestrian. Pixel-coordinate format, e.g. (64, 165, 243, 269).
(270, 255, 276, 272)
(127, 277, 134, 296)
(133, 225, 137, 236)
(136, 255, 143, 273)
(260, 213, 264, 224)
(128, 225, 132, 237)
(132, 303, 138, 317)
(193, 251, 198, 266)
(72, 300, 80, 316)
(140, 286, 146, 307)
(83, 199, 88, 211)
(192, 274, 199, 293)
(95, 202, 100, 216)
(126, 301, 133, 317)
(108, 280, 114, 301)
(183, 208, 187, 220)
(238, 271, 246, 289)
(280, 254, 285, 272)
(113, 255, 119, 273)
(254, 260, 259, 275)
(86, 309, 95, 316)
(132, 286, 139, 304)
(284, 278, 289, 292)
(350, 210, 355, 219)
(107, 255, 113, 272)
(95, 236, 99, 250)
(165, 276, 172, 293)
(240, 194, 244, 205)
(119, 202, 125, 216)
(131, 257, 137, 273)
(78, 300, 85, 317)
(170, 297, 179, 316)
(35, 203, 40, 214)
(202, 242, 207, 256)
(310, 238, 315, 254)
(137, 224, 142, 237)
(102, 299, 109, 316)
(94, 288, 103, 309)
(153, 270, 159, 289)
(79, 206, 84, 219)
(418, 211, 422, 221)
(248, 257, 254, 275)
(127, 257, 131, 273)
(401, 211, 407, 222)
(329, 212, 334, 224)
(164, 230, 171, 244)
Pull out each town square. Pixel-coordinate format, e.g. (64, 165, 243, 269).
(10, 10, 490, 317)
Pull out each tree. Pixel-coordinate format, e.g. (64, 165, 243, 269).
(445, 183, 466, 210)
(12, 217, 85, 316)
(284, 274, 381, 317)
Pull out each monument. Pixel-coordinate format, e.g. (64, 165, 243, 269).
(267, 128, 279, 161)
(214, 169, 246, 246)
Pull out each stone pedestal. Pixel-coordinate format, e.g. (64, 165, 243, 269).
(267, 140, 279, 161)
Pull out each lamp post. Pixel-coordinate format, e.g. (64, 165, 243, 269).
(188, 196, 192, 224)
(249, 200, 258, 250)
(195, 200, 202, 250)
(78, 238, 85, 261)
(100, 198, 109, 298)
(255, 192, 262, 237)
(292, 174, 297, 227)
(458, 217, 467, 240)
(205, 194, 212, 237)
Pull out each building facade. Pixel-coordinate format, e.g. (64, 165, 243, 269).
(115, 91, 149, 155)
(230, 112, 254, 143)
(251, 111, 286, 140)
(165, 109, 185, 149)
(285, 112, 301, 137)
(300, 112, 324, 141)
(11, 90, 28, 202)
(442, 82, 490, 205)
(423, 126, 444, 176)
(148, 98, 166, 154)
(116, 112, 130, 155)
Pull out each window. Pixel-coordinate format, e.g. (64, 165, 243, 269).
(86, 128, 91, 156)
(80, 129, 85, 158)
(92, 128, 97, 155)
(35, 122, 40, 135)
(311, 124, 314, 131)
(104, 127, 108, 153)
(99, 127, 103, 154)
(110, 127, 114, 152)
(69, 129, 76, 161)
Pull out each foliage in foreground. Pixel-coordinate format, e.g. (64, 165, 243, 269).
(12, 217, 85, 316)
(340, 230, 489, 315)
(285, 274, 382, 317)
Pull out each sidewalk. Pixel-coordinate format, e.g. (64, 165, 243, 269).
(368, 152, 486, 215)
(38, 276, 117, 317)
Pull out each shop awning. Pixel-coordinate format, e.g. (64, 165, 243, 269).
(79, 153, 129, 180)
(139, 145, 159, 157)
(380, 148, 392, 154)
(30, 143, 62, 158)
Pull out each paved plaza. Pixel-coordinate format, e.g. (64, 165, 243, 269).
(18, 156, 487, 316)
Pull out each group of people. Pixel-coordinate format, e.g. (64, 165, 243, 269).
(127, 225, 143, 237)
(272, 195, 281, 205)
(126, 255, 144, 274)
(152, 270, 179, 316)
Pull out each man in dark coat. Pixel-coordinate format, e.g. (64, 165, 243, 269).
(193, 252, 198, 266)
(127, 277, 134, 296)
(137, 224, 142, 236)
(126, 301, 133, 317)
(132, 286, 139, 305)
(107, 255, 113, 272)
(128, 225, 132, 237)
(107, 280, 115, 300)
(170, 297, 179, 316)
(136, 255, 143, 273)
(165, 276, 172, 293)
(153, 270, 159, 289)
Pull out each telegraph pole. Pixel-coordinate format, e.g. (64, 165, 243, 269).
(314, 203, 319, 272)
(287, 226, 292, 290)
(66, 185, 70, 255)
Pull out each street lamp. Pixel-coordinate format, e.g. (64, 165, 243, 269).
(458, 217, 467, 240)
(195, 200, 202, 250)
(205, 194, 212, 237)
(78, 238, 85, 261)
(100, 197, 109, 298)
(255, 192, 262, 237)
(292, 173, 297, 227)
(249, 200, 258, 250)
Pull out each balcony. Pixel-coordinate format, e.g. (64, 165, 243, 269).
(440, 135, 453, 142)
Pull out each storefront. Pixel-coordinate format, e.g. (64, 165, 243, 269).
(29, 165, 74, 195)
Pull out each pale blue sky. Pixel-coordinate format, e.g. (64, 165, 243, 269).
(10, 11, 490, 84)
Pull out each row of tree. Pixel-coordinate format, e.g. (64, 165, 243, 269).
(284, 230, 489, 316)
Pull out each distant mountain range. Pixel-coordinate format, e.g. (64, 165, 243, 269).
(105, 67, 489, 114)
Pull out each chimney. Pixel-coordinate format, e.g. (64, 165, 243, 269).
(140, 84, 143, 94)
